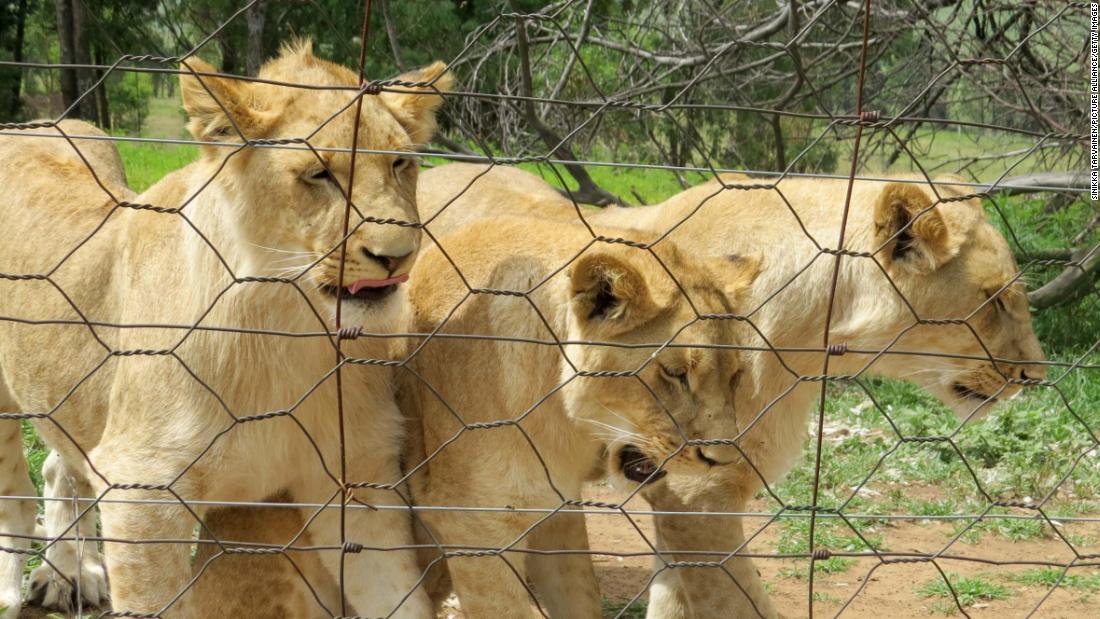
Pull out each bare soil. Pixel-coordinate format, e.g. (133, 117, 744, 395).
(584, 485, 1100, 618)
(19, 484, 1099, 618)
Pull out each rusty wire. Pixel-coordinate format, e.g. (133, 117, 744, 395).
(0, 1, 1095, 618)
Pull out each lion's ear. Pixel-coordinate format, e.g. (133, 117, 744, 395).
(380, 61, 454, 146)
(873, 182, 965, 273)
(569, 251, 656, 330)
(180, 58, 271, 143)
(706, 253, 761, 308)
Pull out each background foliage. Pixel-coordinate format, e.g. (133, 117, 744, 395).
(0, 3, 1096, 613)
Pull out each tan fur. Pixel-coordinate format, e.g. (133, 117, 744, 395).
(413, 163, 1046, 618)
(172, 212, 761, 618)
(1, 119, 130, 616)
(166, 163, 1046, 617)
(400, 216, 758, 618)
(190, 497, 341, 619)
(0, 44, 451, 619)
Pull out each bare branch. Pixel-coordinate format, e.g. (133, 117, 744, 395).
(506, 0, 620, 206)
(379, 0, 406, 71)
(992, 172, 1092, 194)
(1028, 246, 1100, 309)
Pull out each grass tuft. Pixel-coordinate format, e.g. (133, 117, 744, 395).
(917, 573, 1013, 608)
(602, 598, 647, 618)
(1010, 568, 1100, 591)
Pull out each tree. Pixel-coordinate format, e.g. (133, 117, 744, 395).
(53, 0, 100, 121)
(245, 0, 267, 76)
(0, 0, 30, 119)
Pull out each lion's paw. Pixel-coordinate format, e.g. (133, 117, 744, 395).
(27, 556, 109, 611)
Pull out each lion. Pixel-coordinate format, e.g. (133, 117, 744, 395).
(0, 119, 127, 616)
(0, 41, 451, 619)
(0, 119, 127, 612)
(399, 215, 759, 618)
(163, 213, 761, 619)
(188, 493, 343, 619)
(414, 163, 1047, 618)
(117, 162, 1046, 617)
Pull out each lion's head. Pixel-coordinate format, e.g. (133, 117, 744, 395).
(560, 241, 760, 484)
(859, 178, 1046, 419)
(179, 41, 451, 319)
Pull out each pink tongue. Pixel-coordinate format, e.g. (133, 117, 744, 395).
(346, 273, 409, 295)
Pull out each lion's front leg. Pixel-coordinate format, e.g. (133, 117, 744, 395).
(27, 450, 109, 613)
(642, 483, 778, 619)
(526, 508, 601, 618)
(90, 404, 215, 619)
(295, 479, 432, 618)
(419, 506, 541, 619)
(0, 413, 36, 619)
(97, 490, 200, 618)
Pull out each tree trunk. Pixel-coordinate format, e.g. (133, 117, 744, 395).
(54, 0, 95, 120)
(379, 0, 407, 71)
(506, 1, 621, 206)
(218, 33, 239, 76)
(0, 0, 28, 119)
(245, 1, 267, 76)
(70, 0, 96, 120)
(54, 0, 80, 117)
(93, 49, 111, 129)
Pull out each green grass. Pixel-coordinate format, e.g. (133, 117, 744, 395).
(22, 420, 47, 494)
(773, 516, 885, 577)
(812, 591, 840, 603)
(901, 497, 960, 518)
(818, 124, 1064, 179)
(917, 573, 1013, 609)
(114, 140, 198, 193)
(1010, 568, 1100, 591)
(140, 97, 188, 140)
(519, 162, 712, 205)
(953, 513, 1051, 544)
(757, 324, 1100, 540)
(108, 96, 198, 193)
(602, 598, 647, 618)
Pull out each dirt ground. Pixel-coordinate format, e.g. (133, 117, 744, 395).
(582, 485, 1100, 618)
(18, 484, 1099, 618)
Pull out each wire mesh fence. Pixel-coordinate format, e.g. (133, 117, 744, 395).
(0, 0, 1095, 617)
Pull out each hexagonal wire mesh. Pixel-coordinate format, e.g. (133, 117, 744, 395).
(0, 0, 1095, 617)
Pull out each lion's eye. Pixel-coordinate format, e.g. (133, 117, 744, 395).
(660, 365, 688, 387)
(986, 291, 1007, 313)
(393, 157, 410, 172)
(303, 168, 334, 185)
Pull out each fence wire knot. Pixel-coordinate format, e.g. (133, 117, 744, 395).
(338, 326, 363, 341)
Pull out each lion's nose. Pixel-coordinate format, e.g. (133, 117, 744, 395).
(1018, 365, 1047, 382)
(361, 248, 414, 275)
